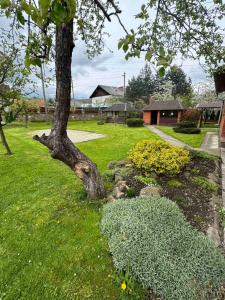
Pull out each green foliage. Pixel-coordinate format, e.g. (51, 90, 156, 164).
(102, 197, 225, 300)
(191, 176, 218, 192)
(167, 179, 182, 188)
(126, 118, 144, 127)
(218, 208, 225, 227)
(97, 120, 105, 125)
(134, 175, 157, 186)
(173, 127, 201, 134)
(129, 140, 190, 175)
(102, 169, 116, 183)
(126, 188, 137, 198)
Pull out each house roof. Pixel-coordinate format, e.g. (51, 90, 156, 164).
(90, 85, 124, 98)
(104, 103, 136, 112)
(196, 101, 222, 109)
(143, 100, 185, 111)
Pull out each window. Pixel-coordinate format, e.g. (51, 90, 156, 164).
(160, 111, 178, 118)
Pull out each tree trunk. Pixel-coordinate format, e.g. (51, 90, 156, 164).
(33, 20, 105, 199)
(0, 114, 12, 155)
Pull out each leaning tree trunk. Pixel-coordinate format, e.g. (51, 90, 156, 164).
(0, 114, 12, 155)
(33, 20, 105, 199)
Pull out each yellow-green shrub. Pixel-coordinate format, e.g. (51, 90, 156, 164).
(128, 140, 190, 175)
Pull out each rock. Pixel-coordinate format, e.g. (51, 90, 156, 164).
(107, 160, 128, 170)
(113, 180, 129, 199)
(150, 172, 158, 179)
(115, 174, 123, 183)
(107, 195, 116, 203)
(184, 172, 191, 178)
(107, 160, 118, 170)
(208, 172, 218, 184)
(207, 226, 221, 247)
(140, 186, 161, 198)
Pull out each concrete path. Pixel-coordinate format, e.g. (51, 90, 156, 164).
(200, 132, 220, 156)
(146, 125, 193, 150)
(32, 129, 106, 143)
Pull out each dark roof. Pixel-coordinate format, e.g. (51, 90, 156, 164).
(143, 100, 185, 111)
(90, 85, 124, 98)
(104, 103, 136, 112)
(196, 101, 222, 109)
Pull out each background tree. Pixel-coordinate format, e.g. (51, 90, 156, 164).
(126, 64, 157, 103)
(0, 33, 32, 154)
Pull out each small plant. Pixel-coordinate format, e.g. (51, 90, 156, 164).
(218, 208, 225, 227)
(129, 140, 190, 175)
(191, 167, 200, 175)
(191, 176, 218, 192)
(126, 118, 144, 127)
(97, 120, 105, 125)
(102, 169, 116, 183)
(126, 188, 137, 198)
(167, 179, 182, 188)
(134, 175, 157, 186)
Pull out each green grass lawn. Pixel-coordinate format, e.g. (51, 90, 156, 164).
(157, 126, 218, 148)
(0, 121, 159, 300)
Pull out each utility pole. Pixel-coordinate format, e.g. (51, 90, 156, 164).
(40, 62, 48, 120)
(122, 72, 126, 98)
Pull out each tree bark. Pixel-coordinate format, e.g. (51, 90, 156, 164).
(0, 114, 12, 155)
(33, 20, 105, 199)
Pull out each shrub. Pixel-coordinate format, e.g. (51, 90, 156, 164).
(126, 118, 144, 127)
(128, 140, 190, 175)
(126, 188, 137, 198)
(173, 127, 201, 134)
(167, 179, 182, 188)
(190, 176, 218, 192)
(177, 120, 197, 128)
(134, 175, 158, 186)
(181, 109, 201, 123)
(97, 120, 105, 125)
(102, 169, 116, 182)
(102, 197, 225, 300)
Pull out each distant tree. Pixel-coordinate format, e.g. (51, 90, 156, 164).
(15, 99, 39, 128)
(165, 66, 193, 98)
(126, 64, 157, 103)
(0, 33, 32, 154)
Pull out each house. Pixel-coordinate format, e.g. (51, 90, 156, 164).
(196, 101, 222, 126)
(73, 99, 92, 109)
(90, 85, 124, 107)
(143, 100, 185, 125)
(103, 103, 138, 123)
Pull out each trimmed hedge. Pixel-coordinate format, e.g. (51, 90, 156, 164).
(102, 197, 225, 300)
(173, 127, 201, 134)
(126, 118, 144, 127)
(129, 140, 190, 175)
(178, 121, 197, 128)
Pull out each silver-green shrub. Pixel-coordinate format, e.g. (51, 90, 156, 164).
(101, 197, 225, 300)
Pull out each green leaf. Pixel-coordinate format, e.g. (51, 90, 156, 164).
(158, 67, 165, 77)
(118, 39, 124, 50)
(145, 50, 153, 61)
(123, 43, 129, 53)
(16, 10, 26, 25)
(159, 46, 165, 57)
(39, 0, 51, 16)
(25, 57, 41, 68)
(0, 0, 11, 9)
(51, 2, 68, 24)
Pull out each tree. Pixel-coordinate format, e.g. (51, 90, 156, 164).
(1, 0, 123, 199)
(165, 66, 193, 98)
(0, 34, 31, 155)
(126, 64, 157, 103)
(118, 1, 225, 74)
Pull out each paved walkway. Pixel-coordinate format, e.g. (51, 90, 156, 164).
(200, 132, 220, 156)
(32, 129, 106, 143)
(146, 126, 193, 150)
(147, 125, 220, 156)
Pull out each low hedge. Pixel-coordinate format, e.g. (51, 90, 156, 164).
(126, 118, 144, 127)
(178, 121, 197, 128)
(173, 127, 201, 134)
(129, 140, 190, 175)
(102, 197, 225, 300)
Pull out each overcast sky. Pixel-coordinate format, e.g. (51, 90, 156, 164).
(1, 1, 210, 99)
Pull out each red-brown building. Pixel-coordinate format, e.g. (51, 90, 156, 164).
(143, 100, 185, 125)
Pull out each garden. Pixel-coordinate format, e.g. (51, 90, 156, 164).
(1, 120, 225, 300)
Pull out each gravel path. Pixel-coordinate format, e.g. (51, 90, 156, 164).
(32, 129, 106, 143)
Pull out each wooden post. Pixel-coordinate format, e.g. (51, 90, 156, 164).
(157, 111, 160, 125)
(177, 111, 182, 124)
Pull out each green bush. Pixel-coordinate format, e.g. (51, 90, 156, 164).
(129, 140, 190, 175)
(97, 120, 105, 125)
(191, 176, 218, 192)
(173, 127, 201, 134)
(102, 197, 225, 300)
(178, 121, 197, 128)
(167, 179, 182, 188)
(126, 118, 144, 127)
(134, 175, 158, 186)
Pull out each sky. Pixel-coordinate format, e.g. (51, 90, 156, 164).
(0, 1, 211, 100)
